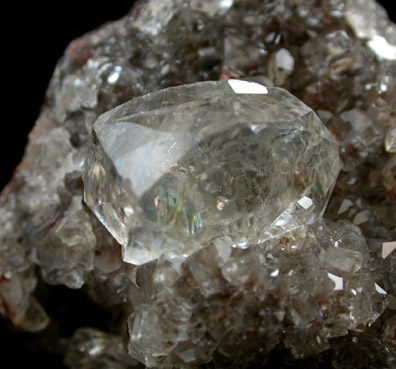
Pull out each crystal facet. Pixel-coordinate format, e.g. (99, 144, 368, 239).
(127, 219, 387, 368)
(83, 80, 340, 264)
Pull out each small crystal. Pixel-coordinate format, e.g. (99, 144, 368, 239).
(382, 241, 396, 259)
(268, 48, 295, 85)
(64, 328, 138, 368)
(385, 127, 396, 153)
(353, 210, 371, 225)
(338, 199, 354, 214)
(275, 49, 294, 72)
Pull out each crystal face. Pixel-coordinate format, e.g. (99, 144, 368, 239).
(127, 219, 388, 368)
(83, 79, 340, 264)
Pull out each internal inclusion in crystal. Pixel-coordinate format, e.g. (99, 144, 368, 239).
(83, 80, 340, 264)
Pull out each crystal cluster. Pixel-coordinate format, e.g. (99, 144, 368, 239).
(128, 220, 387, 367)
(1, 0, 396, 368)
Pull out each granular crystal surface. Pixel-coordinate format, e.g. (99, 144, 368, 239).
(83, 80, 339, 264)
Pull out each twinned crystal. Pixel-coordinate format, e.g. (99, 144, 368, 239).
(1, 0, 396, 368)
(83, 79, 339, 264)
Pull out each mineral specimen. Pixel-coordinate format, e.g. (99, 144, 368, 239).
(83, 79, 339, 264)
(1, 0, 396, 368)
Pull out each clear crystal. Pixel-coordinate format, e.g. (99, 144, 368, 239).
(64, 328, 138, 369)
(127, 219, 387, 368)
(83, 79, 340, 264)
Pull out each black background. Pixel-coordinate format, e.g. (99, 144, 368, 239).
(2, 1, 136, 189)
(1, 1, 395, 368)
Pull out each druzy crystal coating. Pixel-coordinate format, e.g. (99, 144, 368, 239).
(83, 80, 340, 264)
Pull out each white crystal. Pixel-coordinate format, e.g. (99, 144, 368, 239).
(353, 210, 371, 225)
(337, 199, 354, 214)
(275, 49, 295, 71)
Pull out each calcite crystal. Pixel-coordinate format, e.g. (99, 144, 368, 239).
(83, 80, 339, 264)
(1, 0, 396, 368)
(127, 219, 388, 367)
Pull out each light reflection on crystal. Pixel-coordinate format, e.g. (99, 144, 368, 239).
(375, 283, 387, 295)
(382, 241, 396, 259)
(368, 35, 396, 61)
(227, 79, 268, 94)
(107, 66, 123, 84)
(297, 196, 314, 210)
(84, 80, 339, 264)
(385, 127, 396, 152)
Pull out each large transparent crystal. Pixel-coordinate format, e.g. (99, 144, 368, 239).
(83, 79, 340, 264)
